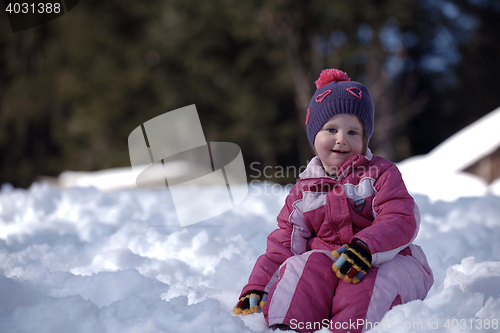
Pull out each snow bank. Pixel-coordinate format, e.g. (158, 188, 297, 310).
(1, 181, 500, 332)
(445, 257, 500, 301)
(58, 161, 197, 191)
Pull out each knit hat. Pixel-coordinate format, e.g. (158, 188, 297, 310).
(305, 69, 374, 148)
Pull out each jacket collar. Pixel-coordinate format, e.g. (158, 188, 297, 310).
(299, 148, 373, 181)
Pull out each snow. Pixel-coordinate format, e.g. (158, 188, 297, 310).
(58, 161, 195, 191)
(1, 179, 500, 333)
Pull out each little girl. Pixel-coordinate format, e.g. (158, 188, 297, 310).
(233, 69, 434, 333)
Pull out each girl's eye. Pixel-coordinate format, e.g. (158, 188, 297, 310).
(348, 130, 358, 135)
(327, 128, 337, 133)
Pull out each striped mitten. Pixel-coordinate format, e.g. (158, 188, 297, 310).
(332, 240, 372, 284)
(233, 291, 268, 315)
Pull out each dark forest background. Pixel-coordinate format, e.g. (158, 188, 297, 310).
(1, 0, 500, 188)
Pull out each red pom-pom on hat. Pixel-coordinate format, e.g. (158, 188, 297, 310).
(315, 69, 350, 88)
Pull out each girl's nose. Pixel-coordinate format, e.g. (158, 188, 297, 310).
(335, 132, 346, 145)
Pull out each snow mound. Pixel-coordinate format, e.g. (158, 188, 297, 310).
(1, 181, 500, 332)
(444, 257, 500, 301)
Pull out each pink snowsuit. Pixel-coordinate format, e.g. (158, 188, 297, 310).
(240, 150, 434, 333)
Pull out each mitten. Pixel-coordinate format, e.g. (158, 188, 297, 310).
(332, 240, 372, 284)
(233, 291, 268, 315)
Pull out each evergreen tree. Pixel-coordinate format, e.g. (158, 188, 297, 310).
(1, 0, 499, 187)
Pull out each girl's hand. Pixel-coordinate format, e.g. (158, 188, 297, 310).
(232, 291, 268, 315)
(332, 240, 372, 284)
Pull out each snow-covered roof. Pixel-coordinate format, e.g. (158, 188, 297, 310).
(427, 106, 500, 173)
(398, 106, 500, 201)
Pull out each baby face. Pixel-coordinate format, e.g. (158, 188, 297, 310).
(314, 113, 365, 175)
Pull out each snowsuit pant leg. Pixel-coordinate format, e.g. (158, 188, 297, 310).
(328, 265, 378, 333)
(263, 250, 339, 332)
(263, 248, 433, 333)
(361, 251, 433, 331)
(329, 251, 433, 333)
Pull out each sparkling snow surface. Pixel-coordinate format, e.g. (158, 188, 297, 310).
(1, 176, 500, 332)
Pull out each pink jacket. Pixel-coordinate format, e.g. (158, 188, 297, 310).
(241, 149, 420, 297)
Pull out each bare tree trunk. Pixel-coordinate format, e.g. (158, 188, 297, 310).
(366, 43, 396, 161)
(262, 9, 314, 166)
